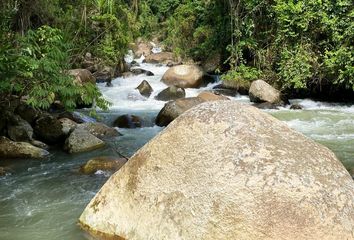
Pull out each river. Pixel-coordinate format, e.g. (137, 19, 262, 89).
(0, 55, 353, 240)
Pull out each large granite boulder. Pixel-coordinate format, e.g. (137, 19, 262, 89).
(249, 80, 284, 104)
(197, 91, 229, 101)
(155, 86, 186, 101)
(0, 137, 49, 159)
(162, 65, 205, 88)
(64, 128, 105, 154)
(80, 101, 354, 240)
(144, 52, 174, 64)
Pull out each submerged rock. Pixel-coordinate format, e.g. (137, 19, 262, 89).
(0, 137, 49, 159)
(249, 80, 285, 104)
(113, 115, 142, 129)
(80, 101, 354, 240)
(162, 65, 205, 88)
(136, 80, 153, 98)
(290, 104, 303, 110)
(64, 128, 105, 154)
(155, 86, 185, 101)
(80, 157, 127, 175)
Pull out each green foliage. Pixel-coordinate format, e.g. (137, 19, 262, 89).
(277, 44, 317, 89)
(0, 25, 108, 110)
(221, 65, 261, 90)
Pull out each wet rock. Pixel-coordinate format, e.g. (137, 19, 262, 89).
(155, 86, 186, 101)
(136, 80, 153, 98)
(113, 115, 142, 129)
(93, 66, 114, 83)
(162, 65, 205, 88)
(144, 52, 174, 64)
(76, 122, 120, 139)
(130, 68, 154, 76)
(0, 137, 49, 159)
(0, 167, 7, 176)
(249, 80, 285, 104)
(121, 72, 135, 79)
(30, 140, 49, 150)
(155, 97, 205, 127)
(7, 115, 33, 142)
(59, 118, 78, 135)
(64, 128, 105, 154)
(201, 53, 221, 74)
(212, 84, 238, 96)
(130, 61, 140, 68)
(34, 115, 66, 144)
(290, 104, 303, 110)
(80, 101, 354, 240)
(68, 69, 96, 85)
(197, 92, 229, 101)
(58, 112, 97, 124)
(80, 156, 127, 175)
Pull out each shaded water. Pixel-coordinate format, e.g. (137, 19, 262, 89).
(0, 56, 353, 239)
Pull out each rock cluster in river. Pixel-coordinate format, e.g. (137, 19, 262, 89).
(0, 98, 120, 159)
(80, 101, 354, 240)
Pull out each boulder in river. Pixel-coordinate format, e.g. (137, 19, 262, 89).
(59, 118, 78, 136)
(68, 69, 96, 85)
(136, 80, 153, 98)
(34, 115, 66, 144)
(249, 80, 285, 104)
(80, 156, 127, 175)
(113, 114, 142, 129)
(79, 101, 354, 240)
(156, 93, 228, 126)
(155, 97, 205, 127)
(0, 136, 49, 159)
(7, 114, 33, 142)
(76, 122, 120, 139)
(290, 104, 303, 110)
(93, 66, 114, 83)
(64, 128, 105, 154)
(143, 52, 174, 64)
(197, 91, 229, 101)
(130, 68, 154, 76)
(161, 65, 205, 88)
(155, 86, 186, 101)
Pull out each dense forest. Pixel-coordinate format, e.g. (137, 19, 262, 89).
(0, 0, 353, 111)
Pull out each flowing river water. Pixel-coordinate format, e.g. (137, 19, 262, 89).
(0, 55, 353, 240)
